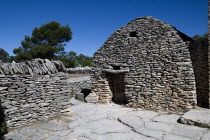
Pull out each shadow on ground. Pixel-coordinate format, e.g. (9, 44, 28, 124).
(0, 100, 7, 140)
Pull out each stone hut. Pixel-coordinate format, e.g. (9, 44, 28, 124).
(91, 16, 199, 111)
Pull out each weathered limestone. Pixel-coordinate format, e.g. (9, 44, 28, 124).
(0, 73, 70, 128)
(66, 67, 92, 74)
(91, 16, 197, 111)
(0, 59, 92, 128)
(85, 92, 99, 103)
(91, 78, 113, 104)
(67, 76, 92, 99)
(179, 108, 210, 128)
(0, 58, 66, 75)
(4, 102, 210, 140)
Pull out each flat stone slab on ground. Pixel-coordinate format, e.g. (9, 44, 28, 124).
(171, 123, 207, 140)
(4, 100, 210, 140)
(179, 108, 210, 128)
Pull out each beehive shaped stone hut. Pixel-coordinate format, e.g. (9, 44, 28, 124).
(91, 16, 198, 111)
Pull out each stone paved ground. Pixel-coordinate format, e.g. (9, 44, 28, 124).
(179, 108, 210, 128)
(4, 99, 210, 140)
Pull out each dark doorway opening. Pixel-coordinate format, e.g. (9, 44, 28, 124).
(106, 73, 127, 104)
(189, 42, 209, 108)
(0, 100, 7, 139)
(81, 89, 91, 98)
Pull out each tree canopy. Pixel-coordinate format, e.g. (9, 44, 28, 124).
(13, 21, 72, 61)
(0, 48, 10, 62)
(56, 51, 92, 68)
(192, 33, 208, 48)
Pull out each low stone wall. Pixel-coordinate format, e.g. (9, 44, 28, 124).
(0, 73, 92, 129)
(66, 67, 92, 74)
(0, 73, 70, 128)
(0, 59, 92, 129)
(0, 58, 66, 75)
(67, 76, 92, 98)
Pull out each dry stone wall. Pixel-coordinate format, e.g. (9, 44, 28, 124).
(0, 73, 70, 128)
(66, 67, 92, 74)
(0, 59, 92, 128)
(0, 58, 66, 75)
(67, 76, 92, 98)
(91, 16, 197, 112)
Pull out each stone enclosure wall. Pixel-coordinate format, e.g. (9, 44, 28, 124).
(0, 59, 91, 128)
(0, 58, 66, 75)
(66, 67, 92, 74)
(67, 76, 92, 98)
(0, 73, 70, 128)
(91, 16, 197, 112)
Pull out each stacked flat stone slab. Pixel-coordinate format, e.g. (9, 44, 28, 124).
(0, 59, 92, 128)
(0, 58, 66, 75)
(67, 76, 92, 98)
(92, 79, 113, 104)
(0, 73, 70, 128)
(66, 67, 92, 74)
(91, 16, 197, 112)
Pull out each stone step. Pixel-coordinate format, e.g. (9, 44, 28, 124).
(178, 108, 210, 128)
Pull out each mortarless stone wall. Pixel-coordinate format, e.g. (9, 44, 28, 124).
(66, 67, 92, 74)
(91, 16, 197, 112)
(0, 59, 92, 128)
(0, 73, 70, 128)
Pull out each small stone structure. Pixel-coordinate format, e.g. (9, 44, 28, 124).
(0, 13, 209, 129)
(91, 16, 201, 112)
(67, 76, 92, 99)
(0, 59, 91, 128)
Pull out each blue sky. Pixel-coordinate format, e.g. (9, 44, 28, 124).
(0, 0, 207, 57)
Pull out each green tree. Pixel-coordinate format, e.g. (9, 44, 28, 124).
(13, 21, 72, 61)
(192, 33, 208, 47)
(73, 58, 80, 67)
(68, 51, 77, 58)
(0, 48, 10, 62)
(82, 58, 92, 67)
(56, 51, 77, 68)
(76, 54, 92, 67)
(56, 51, 92, 68)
